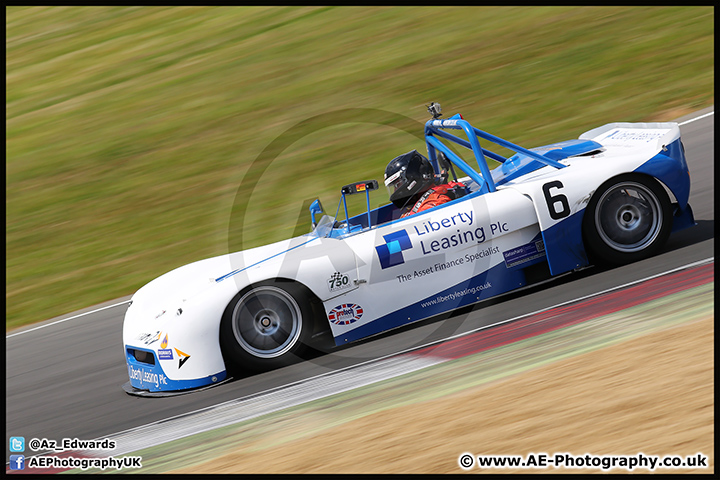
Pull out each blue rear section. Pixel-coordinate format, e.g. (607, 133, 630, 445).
(633, 138, 695, 234)
(670, 202, 695, 233)
(125, 347, 226, 392)
(634, 138, 691, 210)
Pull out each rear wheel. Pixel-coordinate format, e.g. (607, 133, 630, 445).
(583, 174, 672, 265)
(220, 282, 314, 373)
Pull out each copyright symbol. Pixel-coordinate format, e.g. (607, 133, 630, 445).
(459, 453, 475, 469)
(29, 438, 41, 451)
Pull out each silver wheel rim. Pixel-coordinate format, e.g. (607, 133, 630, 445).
(231, 286, 302, 358)
(595, 181, 662, 253)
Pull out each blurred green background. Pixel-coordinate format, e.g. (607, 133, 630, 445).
(6, 6, 714, 330)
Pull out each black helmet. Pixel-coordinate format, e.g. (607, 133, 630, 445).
(384, 150, 434, 208)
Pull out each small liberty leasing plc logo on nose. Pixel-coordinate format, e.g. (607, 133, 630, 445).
(375, 230, 413, 269)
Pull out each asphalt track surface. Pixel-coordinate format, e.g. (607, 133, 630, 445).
(5, 108, 714, 461)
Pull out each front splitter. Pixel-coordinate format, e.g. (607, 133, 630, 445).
(122, 377, 233, 397)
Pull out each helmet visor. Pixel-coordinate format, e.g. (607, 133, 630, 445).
(384, 168, 404, 199)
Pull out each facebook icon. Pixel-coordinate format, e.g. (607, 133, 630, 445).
(9, 455, 25, 470)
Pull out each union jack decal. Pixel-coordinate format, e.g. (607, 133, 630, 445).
(328, 303, 364, 325)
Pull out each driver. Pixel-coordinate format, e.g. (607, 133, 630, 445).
(384, 150, 466, 218)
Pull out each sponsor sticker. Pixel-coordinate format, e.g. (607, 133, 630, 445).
(175, 348, 191, 369)
(128, 365, 167, 389)
(503, 240, 546, 268)
(328, 303, 364, 325)
(432, 119, 458, 127)
(137, 331, 162, 345)
(158, 349, 174, 360)
(603, 128, 670, 143)
(328, 272, 352, 292)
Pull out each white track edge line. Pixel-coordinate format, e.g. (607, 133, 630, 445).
(679, 110, 713, 126)
(6, 300, 131, 339)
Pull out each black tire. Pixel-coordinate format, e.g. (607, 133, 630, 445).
(582, 174, 672, 266)
(220, 281, 315, 373)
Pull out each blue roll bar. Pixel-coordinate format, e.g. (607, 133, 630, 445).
(425, 116, 566, 193)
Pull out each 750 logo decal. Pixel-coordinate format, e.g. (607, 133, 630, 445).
(328, 272, 352, 292)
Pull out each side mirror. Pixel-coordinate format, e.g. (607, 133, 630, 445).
(309, 199, 324, 228)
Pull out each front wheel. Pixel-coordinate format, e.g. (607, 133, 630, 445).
(582, 174, 672, 266)
(220, 282, 314, 373)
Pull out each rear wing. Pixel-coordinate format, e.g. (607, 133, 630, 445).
(579, 122, 680, 153)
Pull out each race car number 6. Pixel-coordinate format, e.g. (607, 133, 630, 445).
(542, 181, 570, 220)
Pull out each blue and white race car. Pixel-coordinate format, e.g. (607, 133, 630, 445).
(122, 104, 694, 395)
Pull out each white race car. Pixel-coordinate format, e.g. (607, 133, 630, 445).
(122, 104, 694, 395)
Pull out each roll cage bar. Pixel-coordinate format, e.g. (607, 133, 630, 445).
(423, 114, 566, 195)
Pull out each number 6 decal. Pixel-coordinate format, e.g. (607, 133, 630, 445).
(542, 181, 570, 220)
